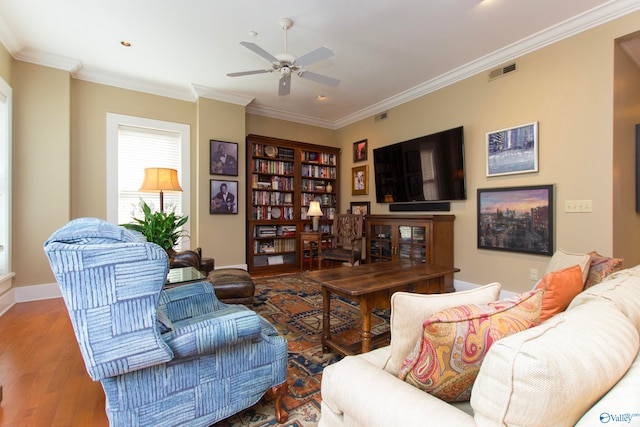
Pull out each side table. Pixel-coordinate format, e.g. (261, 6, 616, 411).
(165, 266, 206, 289)
(300, 231, 325, 271)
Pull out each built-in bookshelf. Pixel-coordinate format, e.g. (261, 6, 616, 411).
(246, 135, 340, 274)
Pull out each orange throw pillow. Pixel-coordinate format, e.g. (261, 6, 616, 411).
(535, 264, 583, 322)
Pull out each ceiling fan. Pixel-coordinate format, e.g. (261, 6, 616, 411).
(227, 18, 339, 96)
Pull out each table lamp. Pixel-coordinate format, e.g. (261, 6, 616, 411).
(139, 167, 183, 212)
(307, 201, 323, 232)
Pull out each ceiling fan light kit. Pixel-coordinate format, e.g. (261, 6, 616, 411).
(227, 18, 339, 96)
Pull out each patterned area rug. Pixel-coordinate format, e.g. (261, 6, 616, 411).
(213, 273, 390, 427)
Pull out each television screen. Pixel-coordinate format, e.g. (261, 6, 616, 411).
(373, 126, 466, 203)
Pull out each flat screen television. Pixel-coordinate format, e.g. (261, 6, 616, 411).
(373, 126, 466, 203)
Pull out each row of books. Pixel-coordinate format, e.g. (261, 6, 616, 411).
(253, 159, 295, 175)
(254, 238, 296, 254)
(254, 225, 297, 237)
(301, 164, 336, 179)
(252, 175, 294, 190)
(301, 193, 334, 207)
(251, 191, 293, 206)
(301, 151, 337, 165)
(252, 145, 295, 160)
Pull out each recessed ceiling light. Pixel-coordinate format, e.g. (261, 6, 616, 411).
(120, 41, 132, 47)
(316, 95, 327, 100)
(248, 31, 258, 37)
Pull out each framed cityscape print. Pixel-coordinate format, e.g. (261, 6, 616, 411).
(477, 184, 553, 256)
(210, 140, 238, 176)
(486, 122, 538, 177)
(210, 179, 238, 214)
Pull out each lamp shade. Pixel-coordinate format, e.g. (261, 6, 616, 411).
(139, 168, 183, 193)
(307, 201, 323, 217)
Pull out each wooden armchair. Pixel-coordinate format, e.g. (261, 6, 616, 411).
(320, 214, 364, 267)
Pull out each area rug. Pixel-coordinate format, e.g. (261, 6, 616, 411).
(213, 273, 390, 427)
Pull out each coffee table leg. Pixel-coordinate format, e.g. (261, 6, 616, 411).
(360, 296, 372, 353)
(321, 286, 331, 353)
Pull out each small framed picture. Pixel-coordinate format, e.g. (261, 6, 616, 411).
(353, 139, 368, 163)
(210, 180, 238, 214)
(477, 184, 553, 255)
(350, 201, 370, 216)
(352, 165, 368, 196)
(210, 140, 238, 176)
(486, 122, 538, 177)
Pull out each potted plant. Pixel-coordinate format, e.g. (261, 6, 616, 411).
(121, 201, 188, 260)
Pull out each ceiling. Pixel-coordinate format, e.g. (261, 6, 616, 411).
(1, 0, 639, 129)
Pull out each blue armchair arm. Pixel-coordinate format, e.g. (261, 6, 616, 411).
(162, 307, 263, 358)
(159, 281, 227, 321)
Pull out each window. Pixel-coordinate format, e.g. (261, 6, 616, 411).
(0, 76, 12, 290)
(106, 113, 190, 248)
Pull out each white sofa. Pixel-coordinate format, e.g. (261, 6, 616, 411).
(320, 265, 640, 427)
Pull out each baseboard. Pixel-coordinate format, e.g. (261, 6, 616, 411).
(14, 282, 61, 303)
(0, 288, 15, 317)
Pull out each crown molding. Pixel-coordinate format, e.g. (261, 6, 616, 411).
(14, 48, 82, 74)
(334, 0, 640, 129)
(75, 67, 196, 102)
(192, 84, 254, 106)
(246, 103, 338, 130)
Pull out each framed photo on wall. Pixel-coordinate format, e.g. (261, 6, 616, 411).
(486, 122, 538, 177)
(210, 140, 238, 176)
(351, 165, 368, 196)
(350, 201, 370, 216)
(210, 179, 238, 214)
(477, 185, 553, 256)
(353, 139, 368, 163)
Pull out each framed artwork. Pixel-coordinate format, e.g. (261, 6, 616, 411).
(210, 180, 238, 214)
(477, 185, 554, 256)
(486, 122, 538, 177)
(352, 165, 369, 196)
(210, 140, 238, 176)
(353, 139, 368, 163)
(350, 201, 370, 216)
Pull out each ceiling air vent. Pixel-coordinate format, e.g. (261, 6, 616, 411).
(488, 62, 518, 81)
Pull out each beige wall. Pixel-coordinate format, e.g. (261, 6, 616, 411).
(13, 62, 70, 286)
(613, 32, 640, 266)
(337, 11, 640, 293)
(196, 98, 246, 266)
(3, 10, 640, 294)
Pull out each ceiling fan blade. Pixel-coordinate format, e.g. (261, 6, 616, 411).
(240, 41, 279, 64)
(278, 75, 291, 96)
(299, 71, 340, 87)
(227, 69, 270, 77)
(295, 46, 334, 67)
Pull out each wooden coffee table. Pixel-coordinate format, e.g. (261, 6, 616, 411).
(304, 260, 459, 356)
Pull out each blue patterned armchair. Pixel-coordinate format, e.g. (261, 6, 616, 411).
(44, 217, 288, 426)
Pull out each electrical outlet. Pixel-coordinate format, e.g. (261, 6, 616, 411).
(529, 268, 539, 281)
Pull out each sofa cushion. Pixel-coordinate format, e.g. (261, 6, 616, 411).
(569, 266, 640, 331)
(584, 251, 623, 289)
(398, 289, 543, 402)
(575, 351, 640, 426)
(383, 282, 502, 375)
(471, 301, 639, 427)
(535, 264, 583, 322)
(544, 249, 590, 284)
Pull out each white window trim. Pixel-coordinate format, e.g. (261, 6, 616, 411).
(0, 75, 12, 291)
(106, 113, 191, 245)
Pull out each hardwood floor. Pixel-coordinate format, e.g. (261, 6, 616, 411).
(0, 298, 108, 426)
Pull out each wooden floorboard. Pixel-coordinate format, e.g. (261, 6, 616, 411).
(0, 298, 108, 427)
